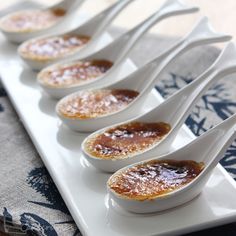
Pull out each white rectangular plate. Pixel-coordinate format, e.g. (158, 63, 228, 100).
(0, 19, 236, 236)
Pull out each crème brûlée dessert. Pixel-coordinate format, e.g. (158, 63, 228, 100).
(57, 89, 139, 119)
(108, 159, 204, 201)
(0, 8, 66, 33)
(38, 60, 113, 88)
(19, 34, 90, 61)
(84, 121, 171, 160)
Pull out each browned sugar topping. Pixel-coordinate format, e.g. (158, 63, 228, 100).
(20, 34, 90, 59)
(58, 89, 139, 119)
(85, 122, 171, 160)
(0, 8, 66, 32)
(108, 159, 204, 200)
(40, 60, 113, 87)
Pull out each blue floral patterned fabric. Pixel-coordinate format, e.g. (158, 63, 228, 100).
(1, 33, 236, 235)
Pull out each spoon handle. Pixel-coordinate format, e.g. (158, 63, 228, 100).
(109, 38, 184, 89)
(170, 42, 236, 125)
(93, 0, 198, 62)
(120, 17, 231, 115)
(204, 114, 236, 169)
(111, 17, 227, 90)
(142, 17, 231, 94)
(78, 0, 135, 39)
(121, 0, 198, 50)
(146, 42, 236, 151)
(179, 113, 236, 178)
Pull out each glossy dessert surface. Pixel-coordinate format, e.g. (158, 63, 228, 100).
(0, 8, 66, 33)
(108, 159, 204, 200)
(85, 122, 171, 160)
(39, 60, 113, 88)
(58, 89, 139, 119)
(20, 34, 90, 60)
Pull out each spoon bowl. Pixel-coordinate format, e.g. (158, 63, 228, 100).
(107, 113, 236, 213)
(18, 0, 135, 71)
(0, 0, 85, 43)
(82, 42, 236, 172)
(57, 17, 231, 133)
(0, 1, 43, 18)
(38, 0, 199, 98)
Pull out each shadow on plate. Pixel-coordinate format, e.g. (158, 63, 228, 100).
(106, 193, 204, 235)
(38, 92, 57, 117)
(19, 67, 38, 88)
(80, 156, 111, 194)
(0, 38, 18, 58)
(56, 123, 88, 151)
(56, 123, 110, 193)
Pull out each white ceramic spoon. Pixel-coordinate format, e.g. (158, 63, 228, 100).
(19, 0, 135, 71)
(107, 112, 236, 213)
(58, 17, 231, 133)
(0, 0, 86, 43)
(0, 1, 43, 18)
(38, 0, 199, 98)
(82, 42, 236, 172)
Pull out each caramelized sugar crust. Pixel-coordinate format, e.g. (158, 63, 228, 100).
(20, 34, 90, 60)
(85, 122, 171, 160)
(58, 89, 139, 119)
(39, 60, 113, 87)
(108, 159, 204, 200)
(0, 8, 66, 33)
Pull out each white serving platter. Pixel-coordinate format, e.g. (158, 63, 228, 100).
(0, 14, 236, 236)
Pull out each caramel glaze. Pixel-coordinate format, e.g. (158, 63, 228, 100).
(85, 122, 171, 160)
(58, 89, 139, 119)
(20, 34, 90, 60)
(108, 159, 204, 201)
(0, 8, 66, 33)
(52, 8, 66, 17)
(39, 60, 113, 87)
